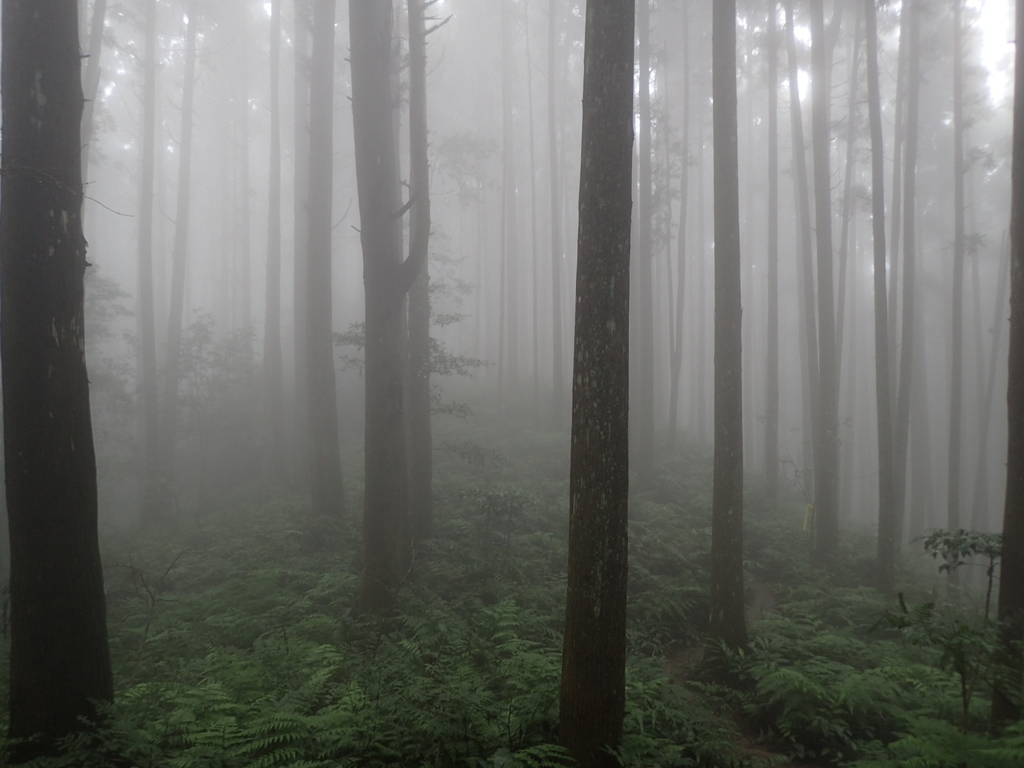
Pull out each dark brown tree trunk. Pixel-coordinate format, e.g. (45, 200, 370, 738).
(948, 0, 966, 533)
(894, 0, 921, 532)
(784, 0, 820, 502)
(548, 0, 565, 420)
(160, 2, 198, 498)
(407, 0, 433, 542)
(864, 0, 896, 594)
(764, 3, 779, 505)
(708, 0, 747, 653)
(558, 0, 633, 763)
(2, 0, 114, 757)
(991, 0, 1024, 727)
(264, 0, 287, 485)
(809, 0, 840, 561)
(307, 0, 345, 518)
(351, 0, 421, 612)
(634, 0, 655, 489)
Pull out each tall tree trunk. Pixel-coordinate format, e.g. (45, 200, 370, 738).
(764, 2, 779, 505)
(708, 0, 747, 653)
(80, 0, 107, 185)
(558, 0, 633, 761)
(407, 0, 433, 542)
(864, 0, 896, 594)
(2, 1, 114, 757)
(307, 0, 345, 519)
(809, 0, 840, 561)
(893, 0, 920, 531)
(501, 0, 520, 390)
(292, 0, 311, 486)
(667, 4, 690, 454)
(352, 0, 422, 612)
(887, 3, 910, 372)
(634, 0, 655, 489)
(948, 0, 966, 532)
(991, 0, 1024, 726)
(835, 14, 861, 375)
(785, 0, 820, 500)
(236, 10, 252, 343)
(971, 237, 1010, 529)
(696, 112, 707, 443)
(264, 0, 287, 485)
(137, 0, 162, 521)
(525, 0, 541, 412)
(548, 0, 565, 420)
(160, 2, 198, 501)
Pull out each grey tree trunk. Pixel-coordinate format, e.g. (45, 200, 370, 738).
(547, 0, 565, 420)
(708, 0, 748, 654)
(292, 0, 311, 486)
(80, 0, 107, 185)
(764, 3, 779, 505)
(948, 0, 966, 533)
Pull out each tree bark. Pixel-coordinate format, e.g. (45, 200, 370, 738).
(264, 0, 287, 485)
(407, 0, 433, 542)
(991, 0, 1024, 726)
(2, 0, 114, 757)
(948, 0, 966, 533)
(160, 2, 198, 500)
(809, 0, 840, 561)
(558, 1, 633, 764)
(292, 0, 311, 486)
(80, 0, 107, 185)
(548, 0, 565, 420)
(351, 0, 420, 612)
(864, 0, 896, 594)
(307, 0, 345, 519)
(764, 3, 779, 506)
(708, 0, 748, 653)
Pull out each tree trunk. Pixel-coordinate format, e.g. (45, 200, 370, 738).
(991, 0, 1024, 726)
(264, 0, 287, 486)
(558, 1, 633, 762)
(292, 0, 311, 486)
(351, 0, 421, 612)
(548, 0, 565, 420)
(809, 0, 840, 561)
(501, 0, 520, 391)
(80, 0, 107, 185)
(137, 0, 162, 522)
(764, 3, 779, 505)
(948, 0, 966, 533)
(407, 0, 433, 542)
(2, 1, 114, 757)
(307, 0, 345, 519)
(784, 0, 820, 502)
(708, 0, 748, 653)
(634, 0, 655, 490)
(864, 0, 896, 594)
(160, 2, 198, 501)
(893, 0, 921, 532)
(835, 15, 861, 377)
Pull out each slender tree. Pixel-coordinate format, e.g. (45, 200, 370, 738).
(292, 0, 311, 485)
(809, 0, 840, 561)
(863, 0, 896, 593)
(264, 0, 287, 484)
(2, 0, 114, 757)
(558, 0, 633, 763)
(991, 0, 1024, 727)
(948, 0, 966, 533)
(708, 0, 747, 653)
(548, 0, 566, 419)
(351, 0, 424, 611)
(307, 0, 345, 518)
(80, 0, 107, 185)
(407, 0, 435, 541)
(764, 2, 780, 505)
(160, 1, 199, 496)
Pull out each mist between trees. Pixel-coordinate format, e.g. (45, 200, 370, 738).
(1, 0, 1023, 764)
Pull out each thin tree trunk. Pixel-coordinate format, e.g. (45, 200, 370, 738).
(292, 0, 311, 486)
(407, 0, 433, 542)
(160, 2, 198, 500)
(764, 2, 779, 504)
(558, 0, 633, 759)
(525, 0, 541, 413)
(887, 3, 910, 372)
(548, 0, 565, 420)
(501, 0, 520, 388)
(80, 0, 107, 185)
(949, 0, 966, 532)
(307, 0, 344, 519)
(835, 14, 861, 375)
(864, 0, 896, 594)
(264, 0, 287, 485)
(809, 0, 840, 561)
